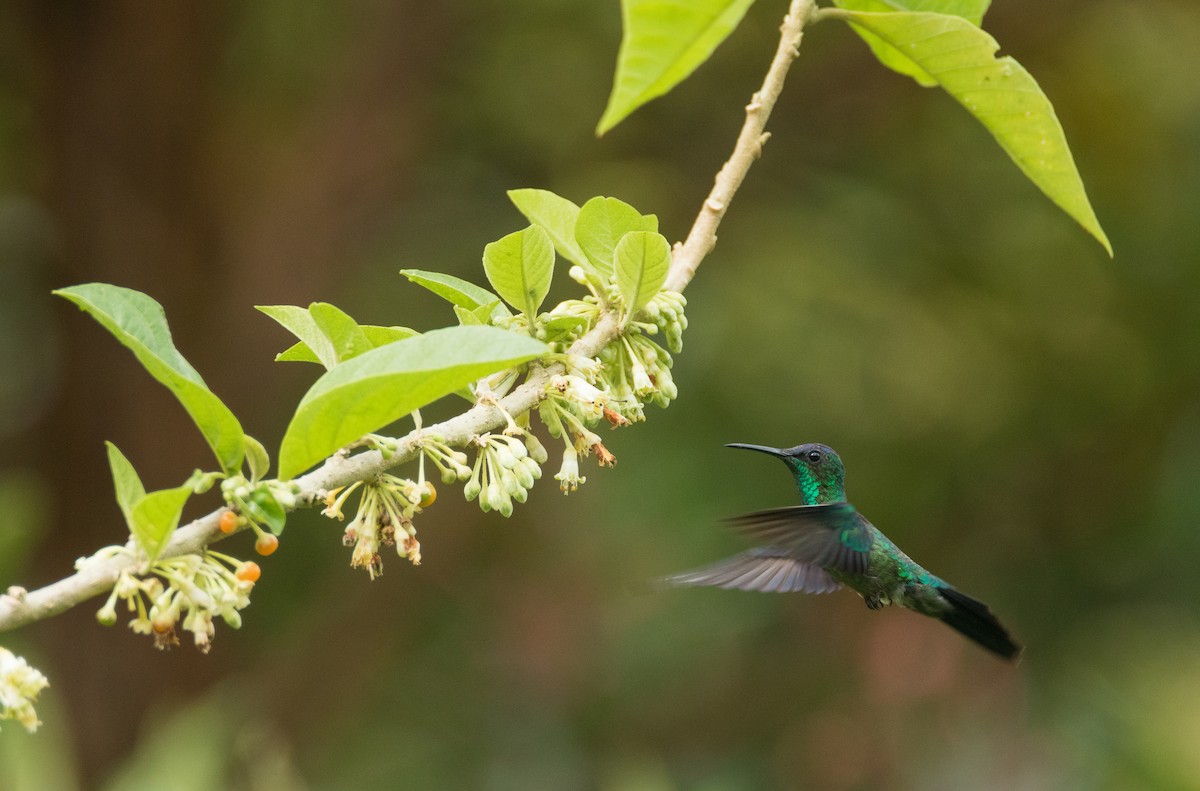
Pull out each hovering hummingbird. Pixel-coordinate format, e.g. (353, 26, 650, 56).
(665, 443, 1021, 660)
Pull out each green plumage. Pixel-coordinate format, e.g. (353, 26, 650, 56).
(665, 442, 1021, 660)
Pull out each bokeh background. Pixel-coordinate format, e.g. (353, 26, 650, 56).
(1, 1, 1198, 788)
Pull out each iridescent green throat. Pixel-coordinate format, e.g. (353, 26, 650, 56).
(794, 464, 845, 505)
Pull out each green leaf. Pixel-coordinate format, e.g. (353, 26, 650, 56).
(614, 231, 672, 316)
(400, 269, 510, 319)
(130, 485, 192, 562)
(242, 435, 270, 484)
(274, 341, 323, 364)
(309, 303, 373, 364)
(838, 11, 1112, 255)
(832, 0, 990, 86)
(277, 327, 548, 479)
(540, 314, 590, 337)
(598, 0, 757, 135)
(833, 0, 988, 23)
(363, 325, 419, 347)
(454, 304, 484, 326)
(105, 441, 145, 520)
(482, 225, 555, 324)
(453, 301, 499, 327)
(243, 487, 286, 535)
(257, 304, 339, 369)
(258, 303, 381, 369)
(507, 189, 588, 267)
(574, 197, 659, 279)
(55, 284, 245, 473)
(275, 325, 418, 365)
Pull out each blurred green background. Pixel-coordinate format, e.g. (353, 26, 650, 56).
(2, 1, 1198, 788)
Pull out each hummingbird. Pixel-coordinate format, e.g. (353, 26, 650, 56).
(664, 443, 1021, 660)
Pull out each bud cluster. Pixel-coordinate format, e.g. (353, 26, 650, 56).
(463, 432, 544, 516)
(641, 290, 688, 353)
(84, 546, 257, 653)
(0, 646, 49, 733)
(593, 330, 678, 423)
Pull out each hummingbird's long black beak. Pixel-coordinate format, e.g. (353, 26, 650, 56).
(725, 443, 788, 458)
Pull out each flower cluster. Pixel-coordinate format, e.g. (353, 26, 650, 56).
(464, 432, 545, 515)
(597, 331, 678, 421)
(323, 474, 433, 579)
(86, 547, 258, 653)
(0, 646, 49, 733)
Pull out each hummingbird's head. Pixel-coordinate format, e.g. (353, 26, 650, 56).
(726, 442, 846, 505)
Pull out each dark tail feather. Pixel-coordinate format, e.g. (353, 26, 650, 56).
(936, 587, 1022, 661)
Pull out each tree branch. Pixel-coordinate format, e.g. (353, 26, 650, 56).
(666, 0, 815, 293)
(0, 0, 817, 634)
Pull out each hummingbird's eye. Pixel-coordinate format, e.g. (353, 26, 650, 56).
(806, 450, 822, 463)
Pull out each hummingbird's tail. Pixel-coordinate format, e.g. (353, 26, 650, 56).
(936, 587, 1022, 660)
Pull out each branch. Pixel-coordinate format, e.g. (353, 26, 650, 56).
(666, 0, 815, 293)
(0, 0, 818, 634)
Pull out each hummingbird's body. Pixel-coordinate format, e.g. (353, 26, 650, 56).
(666, 443, 1021, 660)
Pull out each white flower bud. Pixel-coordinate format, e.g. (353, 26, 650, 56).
(494, 445, 519, 470)
(513, 461, 535, 490)
(521, 456, 543, 481)
(524, 432, 549, 464)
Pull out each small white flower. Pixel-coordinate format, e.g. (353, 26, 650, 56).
(554, 448, 585, 493)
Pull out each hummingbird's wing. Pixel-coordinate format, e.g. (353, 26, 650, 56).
(661, 547, 841, 594)
(726, 503, 873, 576)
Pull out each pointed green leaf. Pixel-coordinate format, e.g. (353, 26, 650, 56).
(277, 327, 548, 479)
(482, 225, 555, 324)
(541, 314, 590, 338)
(275, 325, 418, 365)
(399, 269, 511, 320)
(242, 435, 271, 484)
(838, 11, 1111, 255)
(507, 189, 588, 268)
(362, 325, 419, 347)
(309, 303, 374, 364)
(453, 301, 499, 327)
(454, 304, 484, 326)
(55, 284, 245, 473)
(130, 485, 193, 562)
(275, 341, 323, 364)
(615, 231, 672, 317)
(257, 304, 338, 369)
(105, 441, 145, 521)
(258, 303, 379, 369)
(833, 0, 990, 86)
(574, 197, 659, 279)
(243, 487, 286, 535)
(598, 0, 757, 135)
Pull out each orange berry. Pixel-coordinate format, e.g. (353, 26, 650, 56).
(219, 510, 240, 534)
(255, 533, 279, 556)
(419, 483, 437, 508)
(235, 561, 261, 583)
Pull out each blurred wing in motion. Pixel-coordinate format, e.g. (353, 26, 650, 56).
(727, 503, 873, 576)
(661, 546, 841, 594)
